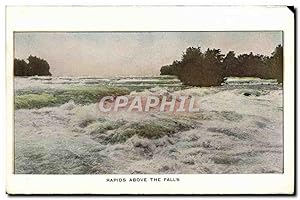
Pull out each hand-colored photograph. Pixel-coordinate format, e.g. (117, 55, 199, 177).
(14, 31, 283, 174)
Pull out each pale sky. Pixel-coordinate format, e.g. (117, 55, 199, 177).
(15, 32, 282, 77)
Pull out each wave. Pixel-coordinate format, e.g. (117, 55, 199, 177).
(14, 85, 283, 174)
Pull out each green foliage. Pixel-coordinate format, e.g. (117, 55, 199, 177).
(14, 59, 30, 76)
(268, 45, 283, 83)
(160, 45, 283, 86)
(14, 55, 52, 76)
(162, 47, 225, 86)
(223, 51, 239, 76)
(160, 60, 182, 76)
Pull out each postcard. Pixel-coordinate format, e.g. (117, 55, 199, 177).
(6, 6, 295, 195)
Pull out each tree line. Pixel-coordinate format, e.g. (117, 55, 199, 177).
(160, 45, 283, 86)
(14, 55, 52, 76)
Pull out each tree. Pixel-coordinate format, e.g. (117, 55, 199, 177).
(159, 45, 283, 86)
(223, 51, 239, 77)
(168, 47, 225, 86)
(236, 53, 268, 78)
(160, 60, 182, 76)
(14, 55, 52, 76)
(14, 59, 31, 76)
(181, 47, 204, 65)
(268, 45, 283, 83)
(27, 55, 52, 76)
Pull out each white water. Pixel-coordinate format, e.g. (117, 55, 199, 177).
(15, 75, 182, 91)
(14, 76, 283, 174)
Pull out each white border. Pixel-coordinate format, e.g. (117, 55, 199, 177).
(6, 6, 295, 194)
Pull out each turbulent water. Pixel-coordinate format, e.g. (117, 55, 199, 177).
(14, 76, 283, 174)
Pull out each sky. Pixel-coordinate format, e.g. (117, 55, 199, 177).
(14, 32, 282, 77)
